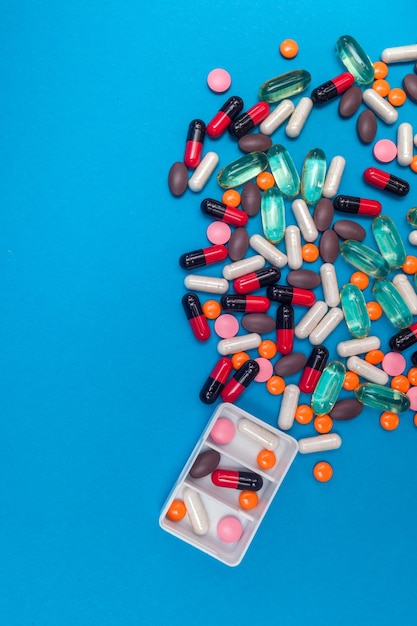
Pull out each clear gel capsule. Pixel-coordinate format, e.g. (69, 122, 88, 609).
(258, 69, 312, 104)
(355, 383, 410, 413)
(373, 279, 413, 328)
(277, 383, 300, 431)
(340, 283, 370, 338)
(249, 233, 288, 268)
(372, 215, 406, 268)
(311, 361, 346, 415)
(260, 99, 295, 135)
(217, 151, 268, 189)
(406, 207, 417, 228)
(261, 187, 286, 243)
(340, 240, 390, 278)
(291, 199, 319, 242)
(301, 148, 327, 205)
(266, 144, 300, 198)
(336, 35, 374, 85)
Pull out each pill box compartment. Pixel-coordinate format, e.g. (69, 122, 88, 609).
(159, 402, 298, 566)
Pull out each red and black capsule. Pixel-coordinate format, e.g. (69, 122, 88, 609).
(389, 322, 417, 352)
(363, 167, 410, 197)
(206, 96, 244, 138)
(233, 267, 281, 294)
(333, 195, 382, 217)
(211, 468, 263, 491)
(276, 304, 294, 355)
(201, 198, 248, 227)
(182, 292, 210, 342)
(220, 359, 260, 402)
(220, 294, 271, 313)
(411, 351, 417, 366)
(311, 72, 355, 104)
(179, 244, 228, 270)
(267, 284, 316, 307)
(228, 101, 270, 139)
(184, 119, 206, 168)
(199, 357, 233, 404)
(299, 345, 329, 393)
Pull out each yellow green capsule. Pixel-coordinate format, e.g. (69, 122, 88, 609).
(340, 240, 390, 278)
(372, 215, 406, 268)
(373, 279, 413, 328)
(258, 69, 312, 104)
(355, 383, 410, 413)
(261, 187, 285, 244)
(301, 148, 326, 205)
(340, 283, 370, 338)
(336, 35, 374, 85)
(217, 151, 268, 189)
(407, 207, 417, 228)
(266, 144, 300, 198)
(311, 361, 345, 415)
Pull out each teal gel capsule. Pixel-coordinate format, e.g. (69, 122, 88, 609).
(301, 148, 327, 205)
(311, 361, 346, 415)
(266, 144, 300, 198)
(336, 35, 374, 85)
(355, 383, 410, 413)
(261, 187, 285, 244)
(373, 279, 413, 328)
(406, 207, 417, 228)
(372, 215, 406, 268)
(340, 240, 390, 278)
(217, 151, 268, 189)
(340, 283, 370, 338)
(258, 69, 312, 104)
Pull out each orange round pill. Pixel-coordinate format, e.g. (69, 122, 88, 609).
(257, 448, 277, 470)
(413, 413, 417, 427)
(391, 375, 410, 393)
(302, 243, 319, 263)
(366, 301, 383, 321)
(402, 255, 417, 274)
(388, 87, 406, 107)
(313, 461, 333, 482)
(350, 271, 369, 290)
(239, 490, 259, 510)
(222, 189, 241, 207)
(295, 404, 314, 424)
(314, 414, 333, 434)
(202, 299, 222, 319)
(232, 351, 250, 370)
(410, 156, 417, 173)
(279, 38, 299, 59)
(167, 499, 187, 521)
(266, 375, 286, 395)
(373, 61, 388, 80)
(343, 370, 360, 391)
(258, 339, 277, 359)
(407, 367, 417, 386)
(372, 79, 390, 97)
(256, 171, 275, 190)
(380, 411, 400, 431)
(365, 349, 384, 365)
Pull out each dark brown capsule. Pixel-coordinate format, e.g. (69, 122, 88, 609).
(402, 74, 417, 104)
(287, 269, 321, 289)
(329, 399, 363, 421)
(228, 227, 249, 261)
(238, 134, 273, 153)
(313, 198, 334, 232)
(189, 449, 221, 478)
(333, 220, 366, 241)
(241, 313, 276, 333)
(319, 229, 339, 263)
(168, 161, 188, 196)
(357, 109, 377, 144)
(274, 352, 307, 377)
(338, 85, 363, 118)
(241, 182, 261, 216)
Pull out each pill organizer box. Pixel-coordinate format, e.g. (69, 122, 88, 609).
(159, 402, 298, 566)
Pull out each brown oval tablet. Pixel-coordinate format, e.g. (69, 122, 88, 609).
(319, 229, 339, 263)
(329, 398, 363, 421)
(239, 134, 273, 153)
(357, 109, 377, 144)
(274, 352, 307, 377)
(241, 313, 275, 333)
(287, 269, 321, 289)
(228, 227, 249, 261)
(168, 161, 188, 196)
(333, 220, 366, 241)
(189, 449, 221, 478)
(314, 198, 334, 232)
(241, 182, 261, 216)
(339, 85, 363, 118)
(402, 74, 417, 104)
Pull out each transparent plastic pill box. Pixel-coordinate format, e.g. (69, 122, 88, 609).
(159, 402, 298, 566)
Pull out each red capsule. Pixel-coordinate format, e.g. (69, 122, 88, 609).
(220, 295, 271, 313)
(179, 244, 228, 270)
(311, 72, 355, 103)
(389, 322, 417, 352)
(206, 96, 244, 138)
(201, 198, 248, 227)
(184, 119, 206, 168)
(211, 469, 263, 491)
(199, 357, 233, 404)
(363, 167, 410, 197)
(267, 285, 316, 306)
(333, 195, 382, 216)
(276, 304, 294, 355)
(229, 101, 270, 139)
(233, 267, 281, 294)
(182, 293, 210, 342)
(220, 359, 259, 402)
(299, 345, 329, 393)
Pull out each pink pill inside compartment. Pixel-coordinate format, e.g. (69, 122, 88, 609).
(217, 515, 243, 543)
(206, 221, 232, 245)
(381, 352, 406, 376)
(207, 68, 232, 93)
(373, 139, 397, 163)
(254, 357, 274, 382)
(406, 387, 417, 411)
(210, 417, 235, 445)
(214, 314, 239, 339)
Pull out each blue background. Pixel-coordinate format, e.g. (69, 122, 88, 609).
(1, 1, 417, 624)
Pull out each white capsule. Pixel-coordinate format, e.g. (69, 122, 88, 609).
(217, 333, 262, 355)
(392, 273, 417, 315)
(362, 89, 398, 124)
(184, 274, 229, 294)
(320, 263, 340, 308)
(285, 97, 314, 138)
(409, 230, 417, 246)
(285, 225, 302, 270)
(309, 307, 344, 345)
(249, 233, 288, 268)
(260, 99, 295, 135)
(414, 134, 417, 148)
(294, 301, 328, 339)
(347, 356, 389, 385)
(182, 488, 209, 535)
(323, 156, 346, 198)
(188, 151, 219, 192)
(291, 199, 319, 243)
(381, 44, 417, 63)
(237, 418, 280, 450)
(277, 384, 300, 431)
(298, 433, 342, 454)
(397, 123, 414, 166)
(337, 336, 381, 358)
(222, 255, 265, 280)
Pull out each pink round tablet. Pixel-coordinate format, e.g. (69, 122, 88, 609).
(381, 352, 406, 376)
(214, 314, 239, 339)
(206, 221, 231, 245)
(217, 516, 243, 543)
(254, 357, 274, 382)
(406, 387, 417, 411)
(373, 139, 397, 163)
(210, 417, 235, 445)
(207, 68, 231, 93)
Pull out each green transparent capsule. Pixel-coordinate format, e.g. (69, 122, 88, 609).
(258, 69, 312, 104)
(340, 240, 390, 278)
(406, 207, 417, 228)
(311, 361, 346, 416)
(217, 151, 268, 189)
(301, 148, 326, 205)
(336, 35, 374, 85)
(373, 279, 413, 328)
(266, 144, 300, 198)
(372, 215, 406, 268)
(260, 187, 285, 244)
(340, 283, 370, 338)
(355, 383, 410, 413)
